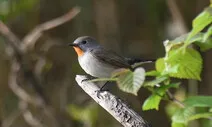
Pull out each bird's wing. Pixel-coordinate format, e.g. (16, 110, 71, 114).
(90, 48, 131, 69)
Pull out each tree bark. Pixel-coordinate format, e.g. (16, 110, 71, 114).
(75, 75, 151, 127)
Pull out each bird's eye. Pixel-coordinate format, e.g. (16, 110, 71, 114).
(81, 40, 87, 44)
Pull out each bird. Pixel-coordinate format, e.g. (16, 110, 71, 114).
(68, 36, 155, 89)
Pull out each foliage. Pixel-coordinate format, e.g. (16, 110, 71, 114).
(104, 3, 212, 127)
(0, 0, 39, 21)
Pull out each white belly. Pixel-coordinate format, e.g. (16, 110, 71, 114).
(78, 52, 116, 78)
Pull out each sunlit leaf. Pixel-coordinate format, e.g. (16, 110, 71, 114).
(142, 83, 179, 110)
(185, 6, 212, 46)
(142, 94, 161, 110)
(165, 48, 202, 80)
(156, 58, 165, 73)
(145, 70, 160, 76)
(116, 67, 145, 95)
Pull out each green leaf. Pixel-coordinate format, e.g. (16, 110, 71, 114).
(156, 58, 165, 73)
(185, 6, 212, 46)
(157, 83, 180, 92)
(183, 96, 212, 107)
(195, 37, 212, 51)
(142, 83, 179, 110)
(142, 94, 161, 110)
(188, 112, 212, 121)
(203, 25, 212, 41)
(165, 48, 202, 80)
(165, 30, 212, 52)
(164, 39, 184, 53)
(171, 33, 203, 44)
(145, 70, 160, 76)
(116, 68, 145, 95)
(172, 107, 195, 124)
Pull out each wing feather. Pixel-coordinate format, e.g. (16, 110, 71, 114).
(90, 48, 131, 69)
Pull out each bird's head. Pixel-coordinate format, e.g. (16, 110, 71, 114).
(68, 36, 100, 56)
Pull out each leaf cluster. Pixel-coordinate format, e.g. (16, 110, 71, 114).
(111, 3, 212, 127)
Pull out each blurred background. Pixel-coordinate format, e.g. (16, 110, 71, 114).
(0, 0, 211, 127)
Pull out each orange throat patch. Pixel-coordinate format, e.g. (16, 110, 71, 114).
(73, 47, 84, 57)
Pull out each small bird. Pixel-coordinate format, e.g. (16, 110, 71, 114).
(69, 36, 154, 82)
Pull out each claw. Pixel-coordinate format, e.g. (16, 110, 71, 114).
(95, 90, 102, 99)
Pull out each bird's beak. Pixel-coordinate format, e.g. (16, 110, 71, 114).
(68, 43, 78, 47)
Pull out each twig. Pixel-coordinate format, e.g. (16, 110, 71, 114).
(0, 6, 81, 105)
(166, 90, 185, 108)
(19, 101, 45, 127)
(22, 7, 81, 51)
(9, 61, 44, 106)
(0, 7, 81, 126)
(0, 21, 22, 54)
(75, 75, 151, 127)
(0, 20, 48, 104)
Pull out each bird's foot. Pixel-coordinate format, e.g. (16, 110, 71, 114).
(96, 83, 110, 98)
(96, 89, 109, 99)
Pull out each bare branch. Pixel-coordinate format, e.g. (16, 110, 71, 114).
(0, 7, 81, 127)
(0, 7, 81, 105)
(19, 101, 45, 127)
(22, 7, 81, 51)
(75, 75, 151, 127)
(0, 21, 22, 53)
(9, 61, 44, 106)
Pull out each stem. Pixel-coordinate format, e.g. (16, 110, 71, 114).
(166, 90, 185, 108)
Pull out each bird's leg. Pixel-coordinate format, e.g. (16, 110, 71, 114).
(96, 81, 111, 99)
(100, 81, 110, 91)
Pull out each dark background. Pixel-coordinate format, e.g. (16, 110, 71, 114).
(0, 0, 211, 127)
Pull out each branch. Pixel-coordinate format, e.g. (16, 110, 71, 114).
(0, 6, 81, 105)
(0, 7, 80, 126)
(22, 7, 81, 51)
(8, 61, 44, 106)
(75, 75, 151, 127)
(0, 20, 48, 104)
(19, 101, 45, 127)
